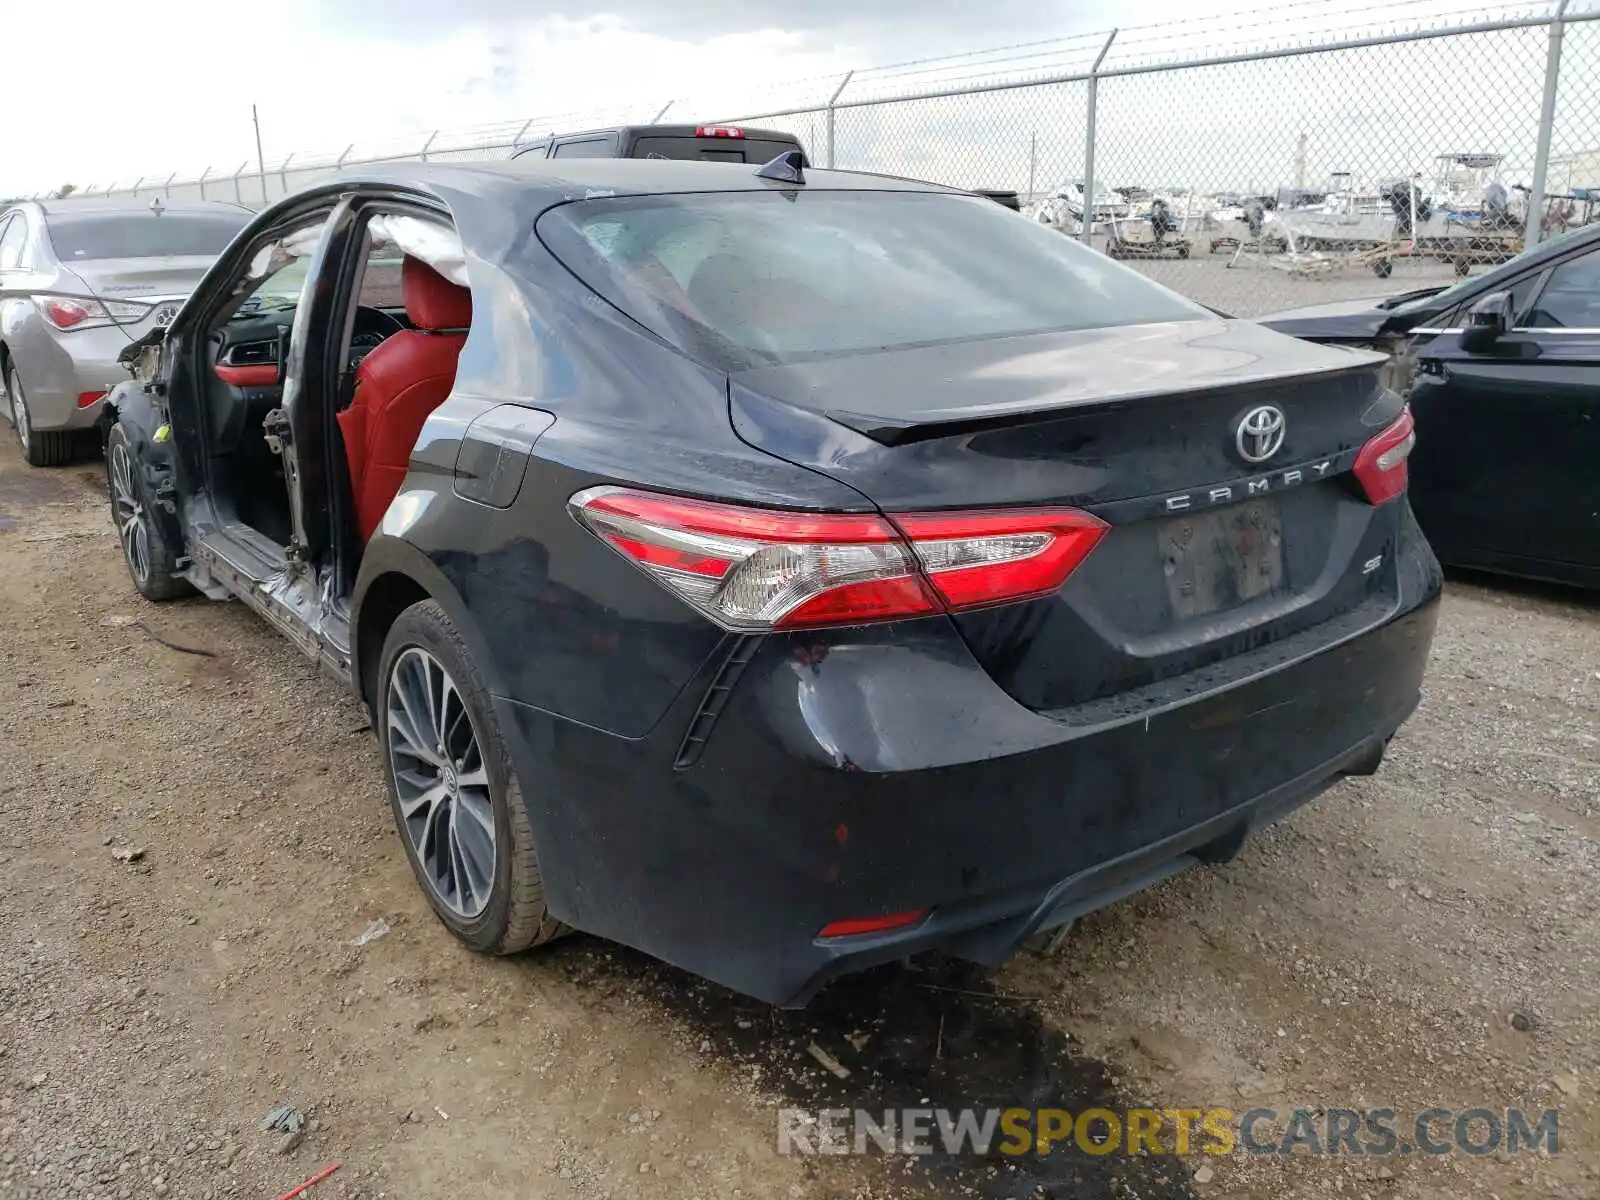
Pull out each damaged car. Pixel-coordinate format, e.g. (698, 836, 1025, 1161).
(0, 197, 251, 465)
(46, 159, 1439, 1006)
(1260, 221, 1600, 589)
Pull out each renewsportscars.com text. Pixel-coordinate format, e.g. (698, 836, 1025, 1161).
(777, 1106, 1559, 1158)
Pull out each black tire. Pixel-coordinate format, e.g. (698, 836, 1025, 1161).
(1177, 244, 1191, 259)
(1372, 259, 1394, 279)
(5, 363, 74, 467)
(105, 422, 192, 601)
(377, 599, 566, 955)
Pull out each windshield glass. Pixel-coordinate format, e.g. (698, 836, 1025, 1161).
(534, 190, 1206, 367)
(1388, 223, 1594, 316)
(236, 259, 311, 316)
(46, 211, 248, 260)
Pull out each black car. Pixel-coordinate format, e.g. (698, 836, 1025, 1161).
(1261, 222, 1600, 589)
(511, 122, 808, 165)
(59, 159, 1438, 1006)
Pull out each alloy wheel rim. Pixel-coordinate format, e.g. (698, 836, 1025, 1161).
(109, 442, 150, 584)
(385, 646, 497, 919)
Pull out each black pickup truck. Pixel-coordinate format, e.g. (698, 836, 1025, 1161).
(510, 123, 808, 164)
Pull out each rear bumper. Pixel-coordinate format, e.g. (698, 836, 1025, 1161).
(7, 326, 127, 431)
(498, 514, 1441, 1007)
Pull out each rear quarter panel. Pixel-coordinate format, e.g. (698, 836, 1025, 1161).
(355, 241, 877, 739)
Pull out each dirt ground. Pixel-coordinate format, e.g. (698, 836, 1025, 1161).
(0, 434, 1596, 1200)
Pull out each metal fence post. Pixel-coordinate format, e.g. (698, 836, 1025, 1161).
(197, 165, 211, 200)
(652, 100, 674, 123)
(825, 70, 854, 169)
(336, 144, 354, 172)
(232, 161, 248, 203)
(279, 154, 295, 198)
(1525, 0, 1572, 249)
(163, 172, 177, 198)
(419, 131, 438, 162)
(1081, 28, 1118, 245)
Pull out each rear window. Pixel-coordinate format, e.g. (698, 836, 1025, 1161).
(45, 212, 247, 260)
(534, 190, 1206, 367)
(630, 137, 801, 164)
(553, 136, 617, 158)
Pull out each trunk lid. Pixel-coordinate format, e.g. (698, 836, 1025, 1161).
(729, 318, 1408, 719)
(59, 256, 214, 300)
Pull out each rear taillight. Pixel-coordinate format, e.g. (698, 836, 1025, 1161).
(694, 125, 745, 138)
(77, 390, 106, 409)
(893, 509, 1106, 610)
(33, 295, 151, 331)
(1352, 407, 1416, 505)
(38, 297, 96, 329)
(569, 486, 1107, 631)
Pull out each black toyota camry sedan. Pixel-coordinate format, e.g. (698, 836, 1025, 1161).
(1261, 222, 1599, 589)
(62, 157, 1439, 1006)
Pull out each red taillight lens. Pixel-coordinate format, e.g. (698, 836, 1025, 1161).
(41, 298, 95, 329)
(569, 487, 1107, 631)
(818, 909, 929, 939)
(695, 125, 745, 138)
(32, 295, 149, 331)
(77, 390, 106, 409)
(1352, 407, 1416, 505)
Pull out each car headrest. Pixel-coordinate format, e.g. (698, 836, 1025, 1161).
(403, 256, 472, 332)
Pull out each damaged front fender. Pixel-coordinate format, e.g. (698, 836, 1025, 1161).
(107, 382, 186, 559)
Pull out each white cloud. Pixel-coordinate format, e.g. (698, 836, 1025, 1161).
(4, 0, 1585, 199)
(0, 1, 864, 195)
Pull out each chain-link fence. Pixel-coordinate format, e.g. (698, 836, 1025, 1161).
(723, 1, 1600, 315)
(23, 0, 1600, 317)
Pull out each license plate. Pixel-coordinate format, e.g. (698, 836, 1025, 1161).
(1161, 499, 1284, 620)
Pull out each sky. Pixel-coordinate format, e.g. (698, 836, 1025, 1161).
(1, 0, 1589, 199)
(0, 0, 1125, 196)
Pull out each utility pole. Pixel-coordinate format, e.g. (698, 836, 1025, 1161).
(252, 105, 268, 205)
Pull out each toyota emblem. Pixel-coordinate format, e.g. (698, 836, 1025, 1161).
(1235, 404, 1287, 464)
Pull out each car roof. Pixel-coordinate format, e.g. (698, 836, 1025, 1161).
(32, 198, 252, 218)
(338, 158, 963, 206)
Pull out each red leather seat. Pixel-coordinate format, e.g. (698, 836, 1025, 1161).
(337, 257, 472, 541)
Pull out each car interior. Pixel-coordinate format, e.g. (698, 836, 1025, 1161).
(197, 212, 472, 558)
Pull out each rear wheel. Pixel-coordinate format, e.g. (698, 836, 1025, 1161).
(5, 364, 75, 467)
(105, 423, 190, 601)
(377, 600, 566, 955)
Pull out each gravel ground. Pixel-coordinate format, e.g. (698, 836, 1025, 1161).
(0, 437, 1595, 1200)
